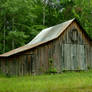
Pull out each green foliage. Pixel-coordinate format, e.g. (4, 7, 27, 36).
(0, 0, 92, 54)
(7, 31, 28, 48)
(48, 58, 57, 73)
(48, 67, 57, 73)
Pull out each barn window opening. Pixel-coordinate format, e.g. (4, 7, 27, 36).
(70, 28, 78, 43)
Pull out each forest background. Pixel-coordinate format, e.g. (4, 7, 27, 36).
(0, 0, 92, 54)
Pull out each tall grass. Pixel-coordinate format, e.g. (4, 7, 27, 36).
(0, 71, 92, 92)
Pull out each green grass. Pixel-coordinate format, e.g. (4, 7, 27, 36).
(0, 71, 92, 92)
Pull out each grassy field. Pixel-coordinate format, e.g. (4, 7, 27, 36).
(0, 71, 92, 92)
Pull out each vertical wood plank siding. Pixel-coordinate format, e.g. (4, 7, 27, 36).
(0, 21, 91, 75)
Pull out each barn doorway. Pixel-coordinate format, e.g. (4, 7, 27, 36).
(62, 44, 87, 70)
(25, 54, 35, 74)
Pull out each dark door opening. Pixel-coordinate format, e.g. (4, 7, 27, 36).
(25, 54, 35, 74)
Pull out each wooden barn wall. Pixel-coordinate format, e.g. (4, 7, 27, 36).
(0, 21, 91, 75)
(87, 44, 92, 68)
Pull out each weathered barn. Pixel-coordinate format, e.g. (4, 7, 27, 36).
(0, 18, 92, 76)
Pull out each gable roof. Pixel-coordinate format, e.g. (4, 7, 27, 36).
(0, 18, 90, 57)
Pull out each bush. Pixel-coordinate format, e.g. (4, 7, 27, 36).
(47, 58, 57, 74)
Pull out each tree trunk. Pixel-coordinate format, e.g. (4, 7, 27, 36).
(43, 0, 46, 25)
(3, 13, 6, 53)
(3, 25, 6, 53)
(12, 40, 15, 49)
(12, 18, 15, 49)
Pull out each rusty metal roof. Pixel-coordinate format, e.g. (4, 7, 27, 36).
(0, 18, 75, 57)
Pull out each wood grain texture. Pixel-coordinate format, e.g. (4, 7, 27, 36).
(0, 21, 91, 75)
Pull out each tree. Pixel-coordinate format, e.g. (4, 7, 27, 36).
(0, 0, 92, 54)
